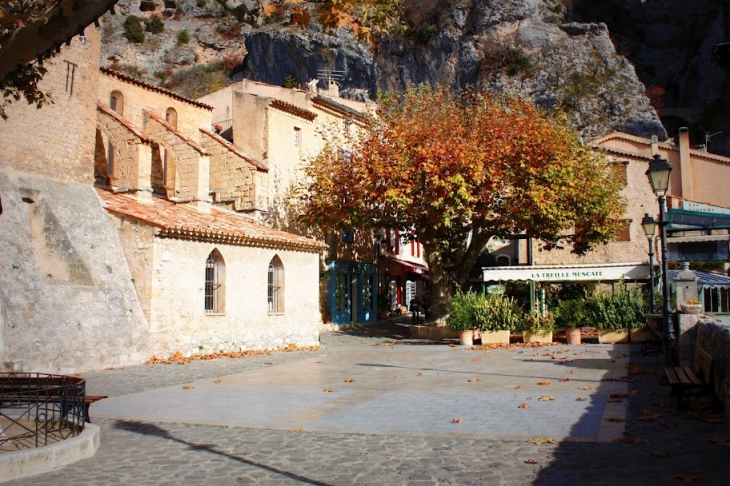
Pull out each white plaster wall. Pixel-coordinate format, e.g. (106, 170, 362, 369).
(148, 238, 321, 357)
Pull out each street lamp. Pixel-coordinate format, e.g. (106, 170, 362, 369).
(641, 213, 657, 314)
(645, 154, 675, 367)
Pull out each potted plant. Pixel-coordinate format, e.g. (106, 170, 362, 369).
(555, 299, 586, 345)
(586, 285, 646, 344)
(680, 299, 702, 315)
(521, 311, 555, 344)
(475, 293, 521, 344)
(447, 291, 480, 345)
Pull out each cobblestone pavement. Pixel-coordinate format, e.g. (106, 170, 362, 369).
(7, 323, 730, 485)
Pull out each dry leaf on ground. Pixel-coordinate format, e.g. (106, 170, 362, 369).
(324, 388, 336, 392)
(452, 418, 464, 423)
(707, 437, 730, 447)
(605, 417, 625, 422)
(559, 378, 570, 382)
(344, 379, 355, 383)
(651, 451, 669, 458)
(539, 396, 557, 401)
(662, 422, 679, 429)
(518, 403, 531, 409)
(579, 386, 592, 390)
(524, 458, 538, 464)
(576, 397, 588, 401)
(264, 361, 274, 365)
(668, 473, 702, 483)
(214, 379, 221, 383)
(537, 381, 551, 385)
(527, 438, 555, 445)
(468, 378, 479, 383)
(613, 437, 650, 445)
(294, 427, 302, 433)
(182, 385, 194, 390)
(515, 385, 522, 389)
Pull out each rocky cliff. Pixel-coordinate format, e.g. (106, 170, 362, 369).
(102, 0, 666, 141)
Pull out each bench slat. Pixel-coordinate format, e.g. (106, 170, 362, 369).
(673, 367, 692, 384)
(682, 367, 703, 385)
(665, 367, 680, 385)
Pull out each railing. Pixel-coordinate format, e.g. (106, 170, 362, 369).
(0, 373, 86, 450)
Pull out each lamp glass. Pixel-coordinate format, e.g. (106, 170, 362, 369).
(641, 214, 657, 237)
(645, 154, 672, 196)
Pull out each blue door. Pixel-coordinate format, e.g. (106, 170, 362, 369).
(327, 261, 378, 324)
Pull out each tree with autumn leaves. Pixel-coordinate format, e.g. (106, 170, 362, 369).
(296, 85, 626, 322)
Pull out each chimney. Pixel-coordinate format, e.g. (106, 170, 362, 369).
(650, 135, 658, 156)
(678, 127, 693, 201)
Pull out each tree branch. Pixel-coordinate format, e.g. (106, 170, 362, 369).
(0, 0, 118, 81)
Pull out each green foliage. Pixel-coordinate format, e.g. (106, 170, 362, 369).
(197, 0, 207, 7)
(555, 299, 587, 329)
(447, 291, 481, 331)
(177, 29, 190, 45)
(520, 311, 556, 333)
(480, 47, 532, 77)
(584, 284, 646, 330)
(283, 73, 298, 89)
(163, 64, 232, 99)
(145, 17, 165, 34)
(123, 15, 145, 43)
(474, 294, 522, 332)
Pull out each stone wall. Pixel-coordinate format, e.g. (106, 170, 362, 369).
(203, 132, 261, 210)
(0, 30, 101, 184)
(696, 320, 730, 412)
(109, 213, 321, 358)
(0, 175, 151, 374)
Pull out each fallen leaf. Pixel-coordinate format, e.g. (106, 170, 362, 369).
(559, 378, 570, 382)
(605, 417, 625, 422)
(315, 360, 323, 364)
(537, 381, 551, 386)
(468, 378, 479, 383)
(629, 366, 643, 375)
(527, 438, 555, 445)
(518, 403, 531, 409)
(264, 361, 274, 365)
(324, 388, 336, 393)
(294, 427, 302, 433)
(662, 422, 679, 429)
(452, 418, 464, 423)
(416, 372, 423, 376)
(707, 437, 730, 447)
(613, 437, 650, 444)
(668, 473, 702, 483)
(214, 379, 221, 383)
(607, 398, 623, 403)
(472, 358, 481, 362)
(651, 451, 669, 458)
(576, 397, 588, 401)
(344, 379, 355, 383)
(579, 386, 592, 391)
(515, 385, 522, 389)
(539, 396, 557, 401)
(524, 458, 538, 464)
(182, 385, 194, 390)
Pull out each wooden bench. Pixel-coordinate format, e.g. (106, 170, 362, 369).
(665, 346, 715, 410)
(83, 395, 108, 423)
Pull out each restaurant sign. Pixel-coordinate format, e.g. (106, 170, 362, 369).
(481, 263, 650, 282)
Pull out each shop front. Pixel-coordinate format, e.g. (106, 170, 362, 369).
(380, 256, 430, 314)
(327, 260, 378, 324)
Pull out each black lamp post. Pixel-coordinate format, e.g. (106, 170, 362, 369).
(641, 213, 657, 314)
(645, 154, 675, 367)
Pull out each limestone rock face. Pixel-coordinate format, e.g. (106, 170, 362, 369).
(103, 0, 667, 140)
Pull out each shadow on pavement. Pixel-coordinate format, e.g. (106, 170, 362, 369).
(113, 420, 331, 485)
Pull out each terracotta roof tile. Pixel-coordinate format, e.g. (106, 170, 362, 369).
(200, 128, 268, 172)
(270, 99, 317, 121)
(100, 68, 213, 111)
(313, 96, 367, 121)
(96, 189, 325, 252)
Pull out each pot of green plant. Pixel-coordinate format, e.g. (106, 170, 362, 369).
(447, 291, 479, 345)
(475, 294, 521, 345)
(585, 284, 646, 344)
(521, 311, 555, 344)
(556, 299, 586, 345)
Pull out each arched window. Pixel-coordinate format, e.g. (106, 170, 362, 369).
(496, 254, 511, 266)
(110, 91, 124, 116)
(165, 107, 178, 129)
(268, 255, 284, 313)
(204, 250, 225, 313)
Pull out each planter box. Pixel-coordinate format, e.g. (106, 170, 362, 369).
(480, 330, 510, 344)
(598, 329, 629, 344)
(522, 330, 553, 344)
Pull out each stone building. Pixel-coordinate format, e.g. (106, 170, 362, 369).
(0, 25, 325, 374)
(199, 79, 380, 325)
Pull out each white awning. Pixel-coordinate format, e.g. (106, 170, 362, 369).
(481, 262, 650, 282)
(667, 234, 729, 244)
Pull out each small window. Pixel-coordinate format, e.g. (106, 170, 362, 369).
(611, 161, 628, 186)
(293, 127, 301, 147)
(110, 91, 124, 116)
(496, 255, 511, 266)
(64, 61, 77, 95)
(617, 220, 631, 242)
(341, 148, 352, 164)
(204, 250, 225, 313)
(166, 107, 178, 129)
(268, 255, 284, 313)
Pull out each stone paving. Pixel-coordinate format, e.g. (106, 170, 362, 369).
(6, 324, 730, 485)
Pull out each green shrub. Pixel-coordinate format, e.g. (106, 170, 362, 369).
(555, 299, 587, 329)
(584, 284, 646, 330)
(446, 291, 480, 331)
(145, 17, 165, 34)
(520, 311, 556, 333)
(177, 29, 190, 45)
(123, 15, 145, 43)
(475, 294, 521, 332)
(283, 73, 298, 89)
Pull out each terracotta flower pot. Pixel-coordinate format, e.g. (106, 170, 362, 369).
(459, 330, 474, 346)
(565, 328, 581, 345)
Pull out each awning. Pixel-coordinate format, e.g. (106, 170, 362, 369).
(667, 234, 729, 244)
(383, 256, 429, 275)
(481, 262, 650, 282)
